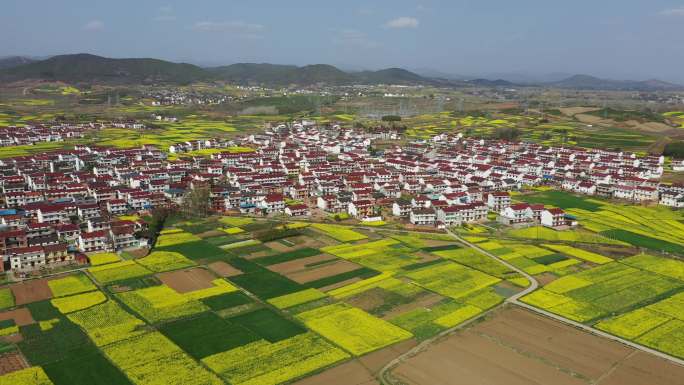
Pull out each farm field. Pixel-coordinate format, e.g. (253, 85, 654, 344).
(521, 253, 684, 358)
(389, 307, 684, 385)
(0, 216, 527, 384)
(516, 190, 684, 255)
(0, 205, 681, 383)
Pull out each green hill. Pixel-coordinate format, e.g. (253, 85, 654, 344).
(0, 53, 209, 84)
(0, 53, 434, 86)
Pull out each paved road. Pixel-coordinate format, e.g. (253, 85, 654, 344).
(379, 228, 684, 385)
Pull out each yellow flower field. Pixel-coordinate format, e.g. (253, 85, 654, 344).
(521, 289, 572, 308)
(136, 251, 196, 272)
(202, 332, 349, 385)
(404, 262, 500, 300)
(433, 304, 483, 328)
(222, 227, 245, 234)
(48, 274, 97, 297)
(155, 231, 201, 247)
(51, 291, 107, 314)
(68, 300, 147, 346)
(0, 367, 53, 385)
(636, 319, 684, 359)
(596, 308, 672, 339)
(89, 252, 122, 266)
(183, 279, 238, 301)
(0, 288, 14, 310)
(267, 288, 327, 309)
(116, 285, 208, 323)
(541, 244, 612, 264)
(311, 223, 367, 242)
(219, 216, 254, 227)
(89, 260, 152, 284)
(297, 304, 412, 356)
(104, 332, 224, 385)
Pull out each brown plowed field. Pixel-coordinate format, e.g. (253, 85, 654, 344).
(207, 261, 243, 277)
(286, 260, 362, 284)
(157, 268, 216, 293)
(9, 279, 52, 305)
(0, 352, 27, 375)
(267, 254, 337, 275)
(293, 338, 417, 385)
(0, 308, 34, 326)
(391, 307, 684, 385)
(318, 277, 363, 292)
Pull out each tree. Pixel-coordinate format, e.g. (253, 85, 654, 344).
(381, 115, 402, 122)
(493, 127, 521, 141)
(664, 141, 684, 158)
(182, 186, 210, 218)
(140, 207, 173, 246)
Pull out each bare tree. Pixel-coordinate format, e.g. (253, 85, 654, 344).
(183, 185, 210, 218)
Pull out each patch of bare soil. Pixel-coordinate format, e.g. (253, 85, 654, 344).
(125, 248, 149, 258)
(559, 107, 600, 116)
(0, 308, 34, 326)
(291, 233, 335, 248)
(207, 261, 243, 277)
(267, 254, 337, 275)
(420, 239, 456, 248)
(536, 272, 559, 286)
(575, 114, 609, 125)
(264, 241, 294, 253)
(0, 351, 28, 375)
(196, 230, 226, 239)
(242, 250, 275, 260)
(381, 293, 445, 320)
(624, 120, 673, 133)
(598, 351, 684, 385)
(360, 338, 418, 374)
(292, 360, 379, 385)
(293, 338, 417, 385)
(157, 268, 216, 293)
(9, 279, 52, 305)
(414, 252, 441, 263)
(345, 288, 387, 312)
(391, 307, 684, 385)
(318, 277, 363, 292)
(287, 260, 363, 284)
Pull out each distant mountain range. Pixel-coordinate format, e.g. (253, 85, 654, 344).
(0, 53, 682, 91)
(0, 56, 37, 70)
(548, 74, 683, 92)
(0, 54, 435, 87)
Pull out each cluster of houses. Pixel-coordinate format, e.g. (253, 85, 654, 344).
(145, 89, 234, 106)
(0, 120, 149, 148)
(0, 122, 95, 147)
(0, 119, 680, 272)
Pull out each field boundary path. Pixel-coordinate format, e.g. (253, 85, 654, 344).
(378, 228, 684, 385)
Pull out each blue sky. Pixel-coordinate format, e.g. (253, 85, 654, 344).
(2, 1, 684, 81)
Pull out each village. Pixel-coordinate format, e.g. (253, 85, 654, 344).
(0, 120, 146, 147)
(0, 118, 680, 276)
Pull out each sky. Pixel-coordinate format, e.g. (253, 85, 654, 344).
(2, 0, 684, 82)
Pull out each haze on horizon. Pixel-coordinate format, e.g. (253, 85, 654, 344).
(2, 0, 684, 83)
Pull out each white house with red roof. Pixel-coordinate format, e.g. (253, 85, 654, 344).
(541, 208, 568, 229)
